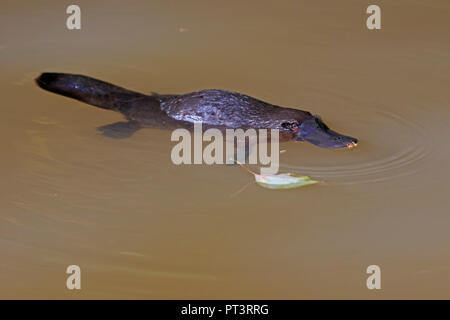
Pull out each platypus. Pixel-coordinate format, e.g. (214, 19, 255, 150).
(35, 73, 358, 148)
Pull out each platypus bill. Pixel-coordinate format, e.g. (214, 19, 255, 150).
(35, 72, 358, 148)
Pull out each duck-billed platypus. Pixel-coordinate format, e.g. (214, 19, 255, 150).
(35, 72, 358, 148)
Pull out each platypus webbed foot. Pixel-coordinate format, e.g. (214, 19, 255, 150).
(97, 121, 141, 139)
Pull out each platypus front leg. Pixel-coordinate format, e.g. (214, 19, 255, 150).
(97, 120, 141, 139)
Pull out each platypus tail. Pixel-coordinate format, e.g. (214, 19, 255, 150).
(35, 72, 147, 112)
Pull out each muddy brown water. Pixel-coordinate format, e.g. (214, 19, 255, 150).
(1, 0, 449, 299)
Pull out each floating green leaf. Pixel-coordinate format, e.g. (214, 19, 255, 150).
(254, 173, 318, 189)
(231, 158, 319, 190)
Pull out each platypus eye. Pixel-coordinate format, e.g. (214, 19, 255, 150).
(281, 122, 298, 130)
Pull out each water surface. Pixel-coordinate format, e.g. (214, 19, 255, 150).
(1, 0, 450, 298)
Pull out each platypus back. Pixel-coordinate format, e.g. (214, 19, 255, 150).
(36, 73, 148, 113)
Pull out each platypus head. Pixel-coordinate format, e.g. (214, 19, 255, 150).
(297, 116, 358, 148)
